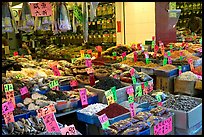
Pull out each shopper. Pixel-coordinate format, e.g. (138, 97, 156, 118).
(18, 41, 32, 56)
(187, 14, 202, 35)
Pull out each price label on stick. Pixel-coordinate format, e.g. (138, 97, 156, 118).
(135, 85, 143, 97)
(20, 86, 29, 96)
(154, 116, 173, 135)
(178, 66, 182, 76)
(132, 76, 137, 84)
(13, 51, 18, 56)
(112, 52, 117, 56)
(129, 102, 135, 117)
(111, 86, 117, 102)
(61, 124, 77, 135)
(85, 59, 92, 68)
(105, 90, 115, 105)
(87, 49, 92, 55)
(128, 95, 134, 104)
(134, 51, 137, 62)
(80, 50, 85, 58)
(85, 54, 91, 59)
(86, 67, 94, 74)
(98, 114, 110, 130)
(37, 104, 56, 118)
(42, 112, 61, 133)
(4, 84, 14, 92)
(122, 52, 127, 60)
(79, 88, 88, 106)
(70, 80, 78, 87)
(3, 111, 15, 124)
(51, 66, 61, 76)
(5, 91, 15, 108)
(95, 46, 102, 52)
(49, 80, 59, 89)
(2, 101, 14, 115)
(188, 58, 194, 71)
(129, 68, 135, 77)
(126, 86, 134, 95)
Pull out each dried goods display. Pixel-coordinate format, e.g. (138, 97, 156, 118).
(78, 103, 108, 115)
(177, 71, 199, 81)
(120, 60, 146, 67)
(155, 64, 177, 71)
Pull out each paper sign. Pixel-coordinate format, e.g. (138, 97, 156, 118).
(2, 101, 14, 115)
(143, 82, 149, 95)
(105, 90, 115, 105)
(70, 80, 78, 87)
(121, 52, 126, 58)
(80, 50, 85, 58)
(98, 114, 110, 129)
(188, 58, 194, 71)
(135, 85, 143, 97)
(129, 102, 135, 117)
(87, 49, 92, 54)
(152, 40, 155, 49)
(180, 51, 183, 60)
(144, 52, 150, 64)
(111, 86, 117, 102)
(126, 86, 134, 95)
(5, 91, 15, 108)
(168, 57, 172, 64)
(134, 51, 137, 62)
(85, 54, 91, 59)
(154, 116, 173, 135)
(85, 59, 92, 68)
(86, 67, 94, 74)
(149, 81, 154, 92)
(49, 80, 59, 89)
(163, 58, 167, 66)
(95, 46, 102, 52)
(20, 86, 29, 96)
(13, 51, 18, 56)
(178, 66, 182, 76)
(3, 111, 15, 124)
(112, 52, 117, 56)
(42, 112, 61, 132)
(79, 88, 88, 106)
(51, 66, 61, 76)
(4, 84, 14, 92)
(129, 68, 135, 77)
(30, 2, 52, 17)
(132, 76, 137, 84)
(37, 104, 56, 118)
(156, 95, 162, 102)
(60, 124, 77, 135)
(158, 102, 163, 106)
(128, 95, 134, 104)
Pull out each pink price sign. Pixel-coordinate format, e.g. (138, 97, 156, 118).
(30, 2, 52, 17)
(129, 103, 135, 117)
(144, 52, 149, 59)
(126, 86, 134, 95)
(20, 86, 29, 95)
(3, 111, 15, 124)
(85, 59, 92, 68)
(154, 116, 173, 135)
(129, 68, 135, 77)
(52, 66, 61, 76)
(60, 124, 77, 135)
(70, 80, 78, 87)
(79, 88, 88, 106)
(2, 101, 14, 115)
(98, 114, 109, 124)
(168, 57, 172, 64)
(42, 113, 61, 133)
(134, 51, 137, 62)
(121, 52, 126, 58)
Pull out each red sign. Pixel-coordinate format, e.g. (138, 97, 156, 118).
(117, 21, 121, 32)
(30, 2, 52, 17)
(13, 51, 18, 56)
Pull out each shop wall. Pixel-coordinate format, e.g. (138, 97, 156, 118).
(124, 2, 156, 45)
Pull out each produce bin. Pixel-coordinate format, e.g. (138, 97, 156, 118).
(77, 95, 98, 108)
(108, 112, 131, 125)
(154, 68, 178, 77)
(174, 78, 199, 96)
(156, 75, 176, 93)
(76, 111, 98, 125)
(163, 97, 202, 130)
(175, 121, 202, 135)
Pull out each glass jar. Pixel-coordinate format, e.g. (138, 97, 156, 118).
(107, 3, 113, 15)
(102, 4, 108, 15)
(108, 32, 113, 43)
(113, 32, 116, 43)
(97, 18, 102, 30)
(102, 17, 107, 29)
(97, 5, 102, 16)
(106, 18, 112, 29)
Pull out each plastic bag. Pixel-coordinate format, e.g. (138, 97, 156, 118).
(90, 2, 99, 21)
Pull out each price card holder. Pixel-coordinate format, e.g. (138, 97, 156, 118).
(2, 101, 14, 115)
(37, 104, 56, 118)
(61, 124, 77, 135)
(105, 90, 115, 105)
(4, 84, 14, 92)
(154, 116, 173, 135)
(79, 88, 88, 106)
(42, 112, 61, 133)
(5, 91, 16, 108)
(129, 102, 135, 117)
(98, 114, 110, 130)
(111, 86, 117, 102)
(3, 111, 15, 124)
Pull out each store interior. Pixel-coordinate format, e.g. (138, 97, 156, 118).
(2, 2, 202, 135)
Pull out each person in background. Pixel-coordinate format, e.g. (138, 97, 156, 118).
(18, 41, 32, 56)
(2, 36, 9, 59)
(186, 14, 202, 35)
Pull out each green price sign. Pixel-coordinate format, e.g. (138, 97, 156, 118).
(135, 85, 143, 97)
(156, 94, 162, 102)
(102, 120, 110, 130)
(167, 51, 171, 56)
(112, 52, 117, 56)
(146, 58, 150, 64)
(4, 84, 14, 92)
(163, 58, 167, 66)
(128, 95, 134, 104)
(170, 44, 173, 49)
(111, 86, 117, 102)
(178, 66, 182, 70)
(85, 54, 91, 59)
(132, 76, 137, 84)
(144, 81, 148, 87)
(49, 80, 59, 89)
(200, 38, 202, 44)
(152, 41, 155, 49)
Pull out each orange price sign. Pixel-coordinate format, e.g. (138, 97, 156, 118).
(37, 104, 56, 118)
(5, 91, 16, 108)
(3, 111, 15, 124)
(95, 46, 102, 52)
(86, 67, 94, 74)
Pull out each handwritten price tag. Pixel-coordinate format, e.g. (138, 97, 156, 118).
(112, 52, 117, 56)
(70, 80, 78, 87)
(121, 52, 126, 58)
(129, 68, 135, 77)
(98, 114, 110, 129)
(105, 90, 115, 105)
(20, 86, 29, 95)
(80, 50, 85, 58)
(128, 95, 134, 104)
(5, 91, 15, 108)
(95, 46, 102, 52)
(135, 85, 143, 97)
(85, 54, 91, 59)
(3, 111, 15, 124)
(86, 67, 94, 74)
(42, 112, 61, 133)
(149, 81, 154, 92)
(61, 124, 77, 135)
(126, 86, 134, 95)
(51, 66, 61, 76)
(132, 76, 137, 84)
(111, 86, 117, 102)
(178, 66, 182, 76)
(85, 59, 92, 68)
(4, 84, 14, 92)
(188, 58, 194, 71)
(154, 116, 173, 135)
(129, 102, 135, 117)
(37, 104, 56, 118)
(79, 88, 88, 106)
(87, 49, 92, 54)
(2, 101, 14, 115)
(49, 80, 59, 89)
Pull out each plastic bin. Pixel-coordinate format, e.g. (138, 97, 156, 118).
(108, 112, 131, 125)
(154, 68, 178, 77)
(76, 111, 98, 125)
(77, 95, 98, 108)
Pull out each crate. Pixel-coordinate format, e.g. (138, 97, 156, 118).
(108, 112, 131, 125)
(163, 97, 202, 130)
(76, 111, 98, 125)
(77, 95, 98, 108)
(174, 78, 199, 96)
(156, 75, 176, 93)
(175, 121, 202, 135)
(154, 68, 178, 77)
